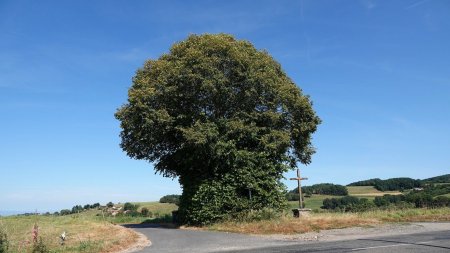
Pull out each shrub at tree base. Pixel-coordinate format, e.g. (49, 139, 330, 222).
(116, 33, 320, 225)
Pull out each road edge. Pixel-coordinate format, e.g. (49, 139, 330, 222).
(115, 229, 151, 253)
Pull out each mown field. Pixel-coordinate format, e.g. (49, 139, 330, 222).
(346, 186, 401, 196)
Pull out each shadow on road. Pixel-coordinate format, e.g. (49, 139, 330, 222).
(122, 222, 180, 229)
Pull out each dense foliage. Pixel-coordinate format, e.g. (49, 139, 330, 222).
(347, 178, 381, 186)
(348, 177, 422, 191)
(285, 192, 305, 202)
(290, 183, 348, 196)
(123, 202, 139, 212)
(321, 196, 374, 212)
(159, 194, 181, 205)
(374, 178, 422, 191)
(115, 34, 321, 225)
(421, 174, 450, 184)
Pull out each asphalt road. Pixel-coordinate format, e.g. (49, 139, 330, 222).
(126, 224, 450, 253)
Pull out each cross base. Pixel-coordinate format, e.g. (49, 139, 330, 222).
(292, 208, 312, 218)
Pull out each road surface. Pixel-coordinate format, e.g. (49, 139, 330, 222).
(125, 223, 450, 253)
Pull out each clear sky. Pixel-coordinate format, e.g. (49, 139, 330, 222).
(1, 0, 449, 213)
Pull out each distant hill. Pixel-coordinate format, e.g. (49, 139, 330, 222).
(347, 178, 382, 187)
(347, 177, 421, 191)
(347, 174, 450, 192)
(421, 174, 450, 184)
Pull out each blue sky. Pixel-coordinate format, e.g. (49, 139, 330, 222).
(1, 0, 449, 213)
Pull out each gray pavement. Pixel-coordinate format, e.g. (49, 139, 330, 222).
(126, 224, 450, 253)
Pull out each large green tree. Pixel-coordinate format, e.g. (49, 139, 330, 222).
(115, 34, 321, 225)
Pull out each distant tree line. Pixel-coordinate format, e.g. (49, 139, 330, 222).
(348, 177, 422, 191)
(287, 183, 348, 201)
(57, 202, 101, 216)
(421, 174, 450, 184)
(347, 178, 382, 187)
(322, 184, 450, 211)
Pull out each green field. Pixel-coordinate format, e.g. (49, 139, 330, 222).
(288, 186, 403, 211)
(288, 195, 334, 210)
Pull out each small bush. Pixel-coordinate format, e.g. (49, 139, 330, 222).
(60, 209, 71, 215)
(0, 227, 9, 253)
(141, 207, 150, 217)
(123, 202, 139, 212)
(32, 237, 49, 253)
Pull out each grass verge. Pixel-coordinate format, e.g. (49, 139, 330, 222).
(206, 207, 450, 235)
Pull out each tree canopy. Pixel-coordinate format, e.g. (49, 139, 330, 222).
(115, 34, 320, 224)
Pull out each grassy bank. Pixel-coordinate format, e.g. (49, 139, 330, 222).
(206, 207, 450, 235)
(0, 202, 176, 252)
(0, 210, 138, 253)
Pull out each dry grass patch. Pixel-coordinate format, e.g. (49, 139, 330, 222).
(208, 213, 380, 235)
(206, 208, 450, 235)
(360, 208, 450, 222)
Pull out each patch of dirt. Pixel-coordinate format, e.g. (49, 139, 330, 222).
(262, 222, 450, 242)
(110, 226, 151, 253)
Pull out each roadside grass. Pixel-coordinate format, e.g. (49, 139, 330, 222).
(0, 210, 138, 253)
(207, 212, 380, 234)
(346, 186, 401, 196)
(206, 207, 450, 235)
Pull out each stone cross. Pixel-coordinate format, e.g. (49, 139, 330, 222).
(290, 168, 308, 210)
